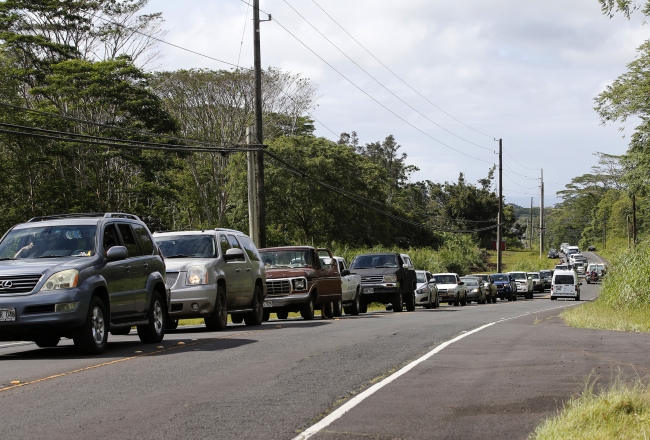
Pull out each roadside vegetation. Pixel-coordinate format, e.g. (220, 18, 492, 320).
(532, 377, 650, 440)
(562, 239, 650, 332)
(484, 249, 556, 273)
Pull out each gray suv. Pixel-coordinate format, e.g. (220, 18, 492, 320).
(153, 229, 266, 330)
(0, 213, 168, 354)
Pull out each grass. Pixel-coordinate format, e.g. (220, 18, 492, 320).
(484, 249, 557, 273)
(562, 301, 650, 333)
(532, 377, 650, 440)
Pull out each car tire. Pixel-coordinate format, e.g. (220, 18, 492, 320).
(333, 300, 343, 317)
(277, 311, 289, 319)
(244, 285, 264, 326)
(460, 294, 467, 306)
(205, 285, 228, 331)
(513, 292, 518, 301)
(137, 291, 166, 344)
(166, 319, 179, 330)
(425, 292, 432, 309)
(551, 296, 557, 301)
(34, 336, 60, 348)
(405, 291, 415, 312)
(231, 314, 244, 324)
(74, 296, 108, 355)
(432, 292, 439, 309)
(467, 300, 472, 304)
(575, 294, 580, 301)
(110, 327, 132, 336)
(359, 300, 368, 314)
(392, 291, 404, 312)
(300, 294, 315, 320)
(348, 289, 361, 315)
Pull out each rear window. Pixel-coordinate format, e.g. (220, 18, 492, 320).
(554, 275, 575, 285)
(461, 278, 479, 287)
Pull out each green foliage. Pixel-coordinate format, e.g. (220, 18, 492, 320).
(598, 239, 650, 310)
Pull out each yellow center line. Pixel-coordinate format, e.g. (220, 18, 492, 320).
(0, 328, 269, 394)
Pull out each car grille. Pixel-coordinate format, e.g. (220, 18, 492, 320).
(165, 272, 179, 289)
(24, 304, 55, 314)
(0, 275, 42, 294)
(266, 280, 291, 297)
(438, 289, 448, 293)
(360, 276, 383, 284)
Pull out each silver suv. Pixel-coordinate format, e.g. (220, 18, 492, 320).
(0, 213, 168, 354)
(153, 229, 266, 330)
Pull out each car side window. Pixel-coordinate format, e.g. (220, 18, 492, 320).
(338, 260, 345, 272)
(103, 224, 119, 254)
(226, 235, 245, 261)
(219, 234, 231, 254)
(132, 225, 154, 255)
(117, 224, 142, 257)
(238, 236, 260, 262)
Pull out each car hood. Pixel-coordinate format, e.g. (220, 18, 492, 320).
(266, 267, 317, 279)
(493, 280, 510, 285)
(350, 267, 400, 275)
(0, 258, 88, 276)
(435, 283, 458, 290)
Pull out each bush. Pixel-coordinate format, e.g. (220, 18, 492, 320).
(598, 239, 650, 311)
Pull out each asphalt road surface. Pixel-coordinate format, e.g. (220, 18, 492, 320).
(1, 261, 641, 440)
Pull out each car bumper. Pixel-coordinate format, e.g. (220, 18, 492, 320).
(263, 291, 311, 309)
(0, 288, 90, 341)
(516, 284, 528, 292)
(438, 291, 457, 301)
(466, 291, 481, 300)
(168, 284, 217, 319)
(551, 291, 578, 298)
(359, 283, 400, 301)
(414, 291, 429, 304)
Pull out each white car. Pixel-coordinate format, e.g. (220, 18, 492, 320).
(414, 270, 439, 309)
(551, 270, 581, 301)
(432, 273, 467, 306)
(333, 256, 362, 316)
(507, 271, 533, 299)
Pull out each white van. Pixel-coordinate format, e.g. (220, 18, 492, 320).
(551, 270, 581, 301)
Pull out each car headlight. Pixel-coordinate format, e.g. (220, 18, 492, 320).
(383, 275, 397, 283)
(472, 288, 480, 293)
(187, 265, 208, 285)
(41, 269, 79, 291)
(292, 278, 307, 290)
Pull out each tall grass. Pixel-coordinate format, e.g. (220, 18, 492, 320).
(532, 376, 650, 440)
(598, 239, 650, 311)
(330, 234, 484, 276)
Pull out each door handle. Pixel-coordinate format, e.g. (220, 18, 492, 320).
(143, 263, 149, 269)
(235, 268, 241, 272)
(246, 268, 251, 272)
(126, 266, 131, 273)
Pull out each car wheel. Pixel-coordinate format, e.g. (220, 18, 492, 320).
(359, 299, 368, 314)
(433, 292, 440, 308)
(551, 296, 557, 301)
(425, 292, 432, 309)
(575, 294, 580, 301)
(448, 301, 453, 306)
(460, 294, 467, 306)
(74, 296, 108, 355)
(392, 291, 404, 312)
(166, 319, 179, 330)
(276, 311, 289, 319)
(231, 314, 244, 323)
(333, 300, 343, 317)
(300, 294, 315, 320)
(110, 326, 132, 336)
(205, 285, 228, 331)
(348, 288, 361, 315)
(513, 292, 518, 301)
(137, 291, 166, 344)
(507, 292, 513, 302)
(405, 291, 415, 312)
(34, 336, 60, 348)
(244, 285, 264, 326)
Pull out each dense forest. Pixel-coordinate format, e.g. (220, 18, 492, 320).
(0, 0, 519, 251)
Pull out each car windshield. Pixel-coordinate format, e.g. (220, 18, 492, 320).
(528, 273, 540, 279)
(433, 275, 457, 284)
(416, 272, 427, 283)
(555, 275, 575, 284)
(540, 271, 552, 277)
(350, 254, 398, 269)
(260, 250, 314, 268)
(555, 265, 568, 270)
(0, 225, 97, 259)
(474, 275, 488, 282)
(156, 235, 217, 258)
(510, 272, 526, 280)
(461, 278, 479, 287)
(491, 274, 509, 282)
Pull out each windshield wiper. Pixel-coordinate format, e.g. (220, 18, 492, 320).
(0, 257, 14, 261)
(165, 254, 191, 258)
(36, 255, 66, 258)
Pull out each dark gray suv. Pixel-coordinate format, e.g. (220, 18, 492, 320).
(0, 213, 168, 354)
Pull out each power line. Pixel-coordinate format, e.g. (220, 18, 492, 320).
(282, 0, 493, 152)
(237, 0, 251, 66)
(504, 173, 537, 190)
(505, 151, 539, 171)
(270, 16, 494, 164)
(309, 0, 496, 140)
(503, 162, 539, 180)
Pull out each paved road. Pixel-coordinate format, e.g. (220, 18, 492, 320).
(0, 280, 624, 440)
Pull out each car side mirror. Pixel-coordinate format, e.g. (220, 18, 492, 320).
(107, 246, 127, 262)
(224, 248, 245, 261)
(341, 269, 350, 276)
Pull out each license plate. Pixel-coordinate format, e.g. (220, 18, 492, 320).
(263, 301, 272, 308)
(363, 288, 374, 294)
(0, 308, 16, 322)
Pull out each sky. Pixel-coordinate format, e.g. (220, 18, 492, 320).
(142, 0, 648, 207)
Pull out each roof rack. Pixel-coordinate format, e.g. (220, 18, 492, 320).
(28, 213, 141, 222)
(214, 228, 245, 234)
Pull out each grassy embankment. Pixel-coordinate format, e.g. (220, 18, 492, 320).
(179, 238, 486, 326)
(484, 249, 557, 273)
(532, 378, 650, 439)
(562, 239, 650, 333)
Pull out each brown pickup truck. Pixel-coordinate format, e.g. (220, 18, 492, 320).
(258, 246, 343, 320)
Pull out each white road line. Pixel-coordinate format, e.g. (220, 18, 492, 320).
(293, 302, 579, 440)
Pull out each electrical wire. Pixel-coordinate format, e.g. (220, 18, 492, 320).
(505, 151, 540, 171)
(309, 0, 495, 140)
(237, 1, 251, 66)
(504, 173, 537, 190)
(503, 162, 539, 180)
(270, 16, 494, 164)
(282, 0, 493, 152)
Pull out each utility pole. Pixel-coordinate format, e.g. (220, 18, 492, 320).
(603, 214, 607, 250)
(246, 126, 258, 242)
(529, 197, 533, 250)
(253, 0, 266, 248)
(497, 139, 503, 273)
(539, 169, 544, 258)
(627, 214, 631, 250)
(632, 192, 637, 247)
